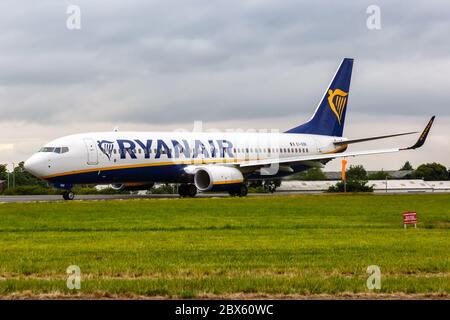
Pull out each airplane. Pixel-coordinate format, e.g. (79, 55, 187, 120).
(24, 58, 435, 200)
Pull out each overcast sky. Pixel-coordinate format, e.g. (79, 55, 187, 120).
(0, 0, 449, 171)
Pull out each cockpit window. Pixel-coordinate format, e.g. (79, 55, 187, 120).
(39, 147, 69, 154)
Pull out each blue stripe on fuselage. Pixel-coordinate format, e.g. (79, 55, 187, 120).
(46, 163, 311, 185)
(47, 164, 191, 185)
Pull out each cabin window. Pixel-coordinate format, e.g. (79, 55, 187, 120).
(39, 147, 70, 154)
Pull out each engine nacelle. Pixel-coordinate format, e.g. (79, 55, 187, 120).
(194, 166, 244, 192)
(111, 182, 155, 191)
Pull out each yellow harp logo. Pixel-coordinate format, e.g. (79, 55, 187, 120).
(327, 89, 348, 125)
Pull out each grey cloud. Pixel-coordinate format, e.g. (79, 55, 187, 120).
(0, 0, 449, 128)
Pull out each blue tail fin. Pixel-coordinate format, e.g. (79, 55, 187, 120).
(285, 58, 353, 137)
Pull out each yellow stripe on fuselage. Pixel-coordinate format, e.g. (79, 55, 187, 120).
(321, 144, 348, 154)
(42, 158, 254, 180)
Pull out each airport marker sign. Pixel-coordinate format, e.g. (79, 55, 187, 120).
(402, 212, 417, 229)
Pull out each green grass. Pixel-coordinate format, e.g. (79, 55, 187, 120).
(0, 194, 449, 298)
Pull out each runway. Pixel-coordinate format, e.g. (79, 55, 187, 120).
(0, 191, 444, 203)
(0, 193, 286, 203)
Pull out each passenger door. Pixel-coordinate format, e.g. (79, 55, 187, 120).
(83, 138, 98, 165)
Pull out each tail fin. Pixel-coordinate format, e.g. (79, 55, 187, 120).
(285, 58, 354, 137)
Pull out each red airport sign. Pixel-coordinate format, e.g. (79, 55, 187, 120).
(402, 211, 417, 229)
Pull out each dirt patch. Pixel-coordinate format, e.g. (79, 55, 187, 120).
(2, 271, 450, 280)
(2, 292, 449, 300)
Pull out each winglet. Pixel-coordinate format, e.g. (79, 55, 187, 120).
(402, 116, 435, 150)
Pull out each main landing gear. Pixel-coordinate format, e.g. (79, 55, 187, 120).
(178, 184, 197, 197)
(62, 190, 75, 201)
(229, 184, 248, 197)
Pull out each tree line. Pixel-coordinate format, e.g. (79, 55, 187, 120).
(289, 161, 450, 182)
(1, 160, 449, 195)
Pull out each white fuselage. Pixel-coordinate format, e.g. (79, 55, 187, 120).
(24, 131, 346, 186)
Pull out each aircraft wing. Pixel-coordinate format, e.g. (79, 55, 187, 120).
(239, 116, 435, 168)
(333, 131, 418, 146)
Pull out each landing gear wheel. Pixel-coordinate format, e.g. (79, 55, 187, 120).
(188, 184, 197, 197)
(178, 184, 188, 197)
(238, 184, 248, 197)
(228, 190, 238, 197)
(62, 191, 75, 201)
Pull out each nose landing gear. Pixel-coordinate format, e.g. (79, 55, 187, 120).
(62, 191, 75, 201)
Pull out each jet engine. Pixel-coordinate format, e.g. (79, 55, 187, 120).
(194, 166, 244, 191)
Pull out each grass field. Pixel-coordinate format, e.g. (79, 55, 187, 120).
(0, 194, 449, 299)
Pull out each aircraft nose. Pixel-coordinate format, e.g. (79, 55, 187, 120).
(24, 154, 47, 178)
